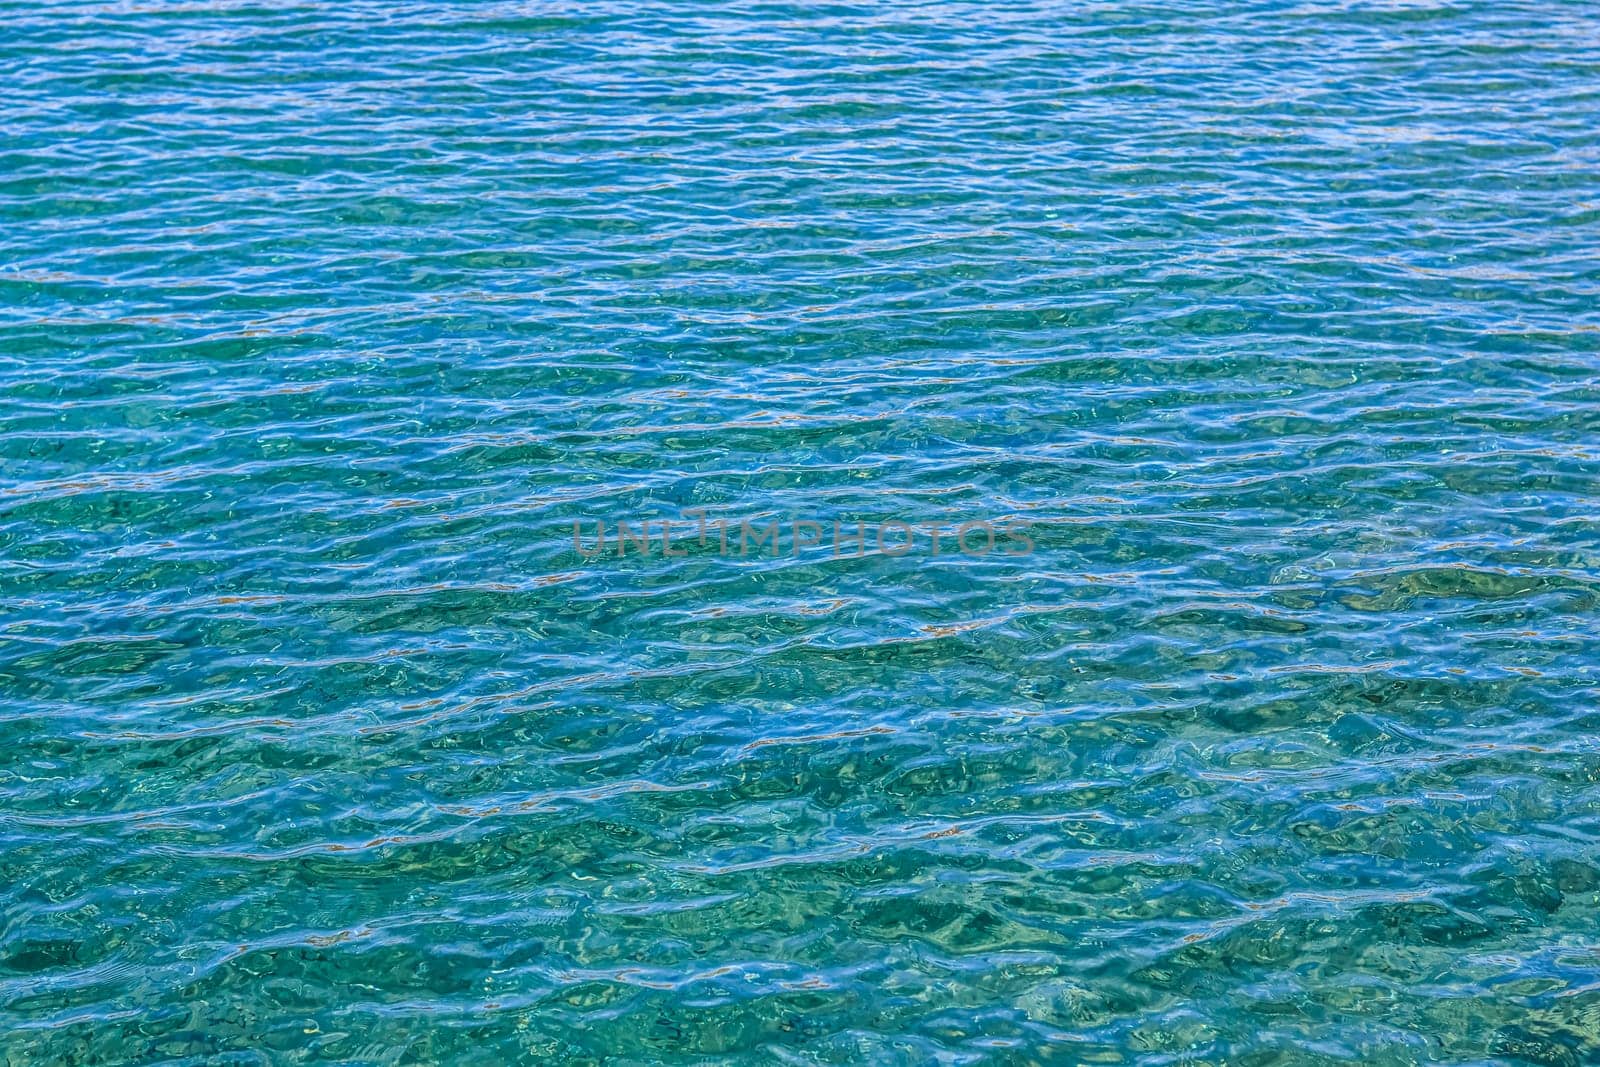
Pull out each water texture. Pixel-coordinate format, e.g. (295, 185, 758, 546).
(4, 0, 1600, 1062)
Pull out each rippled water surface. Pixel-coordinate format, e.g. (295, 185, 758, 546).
(5, 1, 1600, 1062)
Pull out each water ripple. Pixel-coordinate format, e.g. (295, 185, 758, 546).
(4, 0, 1600, 1063)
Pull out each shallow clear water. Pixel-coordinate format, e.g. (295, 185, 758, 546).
(4, 1, 1600, 1063)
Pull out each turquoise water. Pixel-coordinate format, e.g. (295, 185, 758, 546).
(4, 1, 1600, 1062)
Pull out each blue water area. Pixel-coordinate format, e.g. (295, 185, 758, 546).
(3, 1, 1600, 1063)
